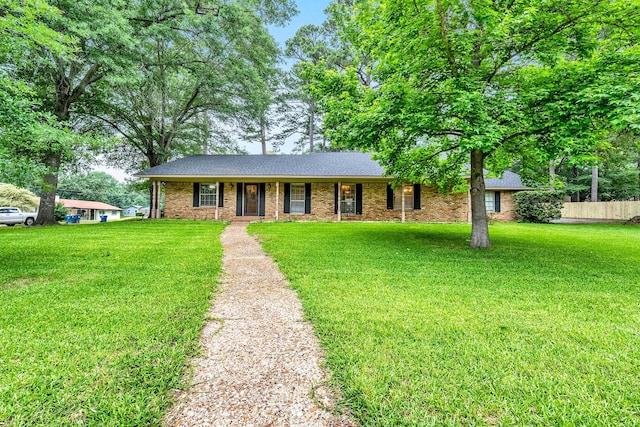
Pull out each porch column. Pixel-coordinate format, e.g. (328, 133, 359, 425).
(151, 180, 158, 219)
(275, 181, 280, 221)
(156, 181, 162, 218)
(337, 181, 341, 222)
(215, 181, 219, 220)
(401, 183, 406, 223)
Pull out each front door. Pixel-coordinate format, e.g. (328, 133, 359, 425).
(244, 184, 259, 216)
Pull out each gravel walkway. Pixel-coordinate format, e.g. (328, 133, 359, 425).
(164, 222, 354, 427)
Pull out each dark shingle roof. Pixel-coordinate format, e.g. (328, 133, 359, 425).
(135, 152, 386, 178)
(136, 152, 529, 190)
(484, 170, 531, 190)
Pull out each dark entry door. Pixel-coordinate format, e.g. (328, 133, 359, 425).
(244, 184, 259, 216)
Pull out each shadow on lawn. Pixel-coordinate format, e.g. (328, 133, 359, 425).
(336, 223, 639, 280)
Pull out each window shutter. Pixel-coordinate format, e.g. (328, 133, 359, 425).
(334, 183, 338, 214)
(356, 184, 363, 215)
(386, 184, 394, 210)
(284, 183, 291, 213)
(258, 183, 266, 216)
(193, 183, 200, 207)
(413, 184, 421, 210)
(495, 191, 501, 213)
(304, 183, 311, 214)
(218, 183, 224, 207)
(236, 183, 243, 216)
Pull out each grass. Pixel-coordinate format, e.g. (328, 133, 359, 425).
(0, 220, 224, 426)
(249, 222, 640, 426)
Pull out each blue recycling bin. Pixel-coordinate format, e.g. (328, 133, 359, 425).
(100, 215, 107, 222)
(72, 215, 80, 223)
(65, 215, 72, 224)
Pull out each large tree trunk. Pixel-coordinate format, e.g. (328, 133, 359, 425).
(469, 149, 490, 248)
(309, 99, 315, 153)
(590, 165, 598, 202)
(260, 121, 267, 155)
(36, 150, 61, 225)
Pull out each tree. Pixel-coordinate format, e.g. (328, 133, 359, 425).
(5, 0, 136, 225)
(280, 24, 334, 153)
(313, 0, 639, 247)
(0, 183, 39, 211)
(0, 0, 75, 188)
(91, 0, 295, 212)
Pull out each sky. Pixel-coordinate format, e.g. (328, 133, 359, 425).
(97, 0, 332, 181)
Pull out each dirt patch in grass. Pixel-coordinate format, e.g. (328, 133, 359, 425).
(2, 277, 46, 290)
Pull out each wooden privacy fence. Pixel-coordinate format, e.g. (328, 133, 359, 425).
(561, 201, 640, 220)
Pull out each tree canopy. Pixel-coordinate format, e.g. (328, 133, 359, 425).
(312, 0, 640, 247)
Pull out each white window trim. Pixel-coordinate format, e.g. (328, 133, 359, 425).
(394, 185, 414, 211)
(200, 183, 217, 207)
(485, 190, 495, 212)
(289, 183, 306, 214)
(340, 183, 356, 215)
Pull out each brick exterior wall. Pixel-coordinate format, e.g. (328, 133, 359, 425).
(487, 190, 519, 222)
(164, 180, 470, 222)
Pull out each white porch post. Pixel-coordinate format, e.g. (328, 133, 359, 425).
(401, 184, 406, 223)
(215, 181, 219, 220)
(151, 180, 158, 219)
(337, 181, 341, 222)
(275, 181, 280, 221)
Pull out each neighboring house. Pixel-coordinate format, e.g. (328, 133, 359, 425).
(123, 205, 143, 217)
(59, 199, 122, 221)
(135, 152, 529, 222)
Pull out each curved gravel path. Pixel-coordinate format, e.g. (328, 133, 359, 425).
(164, 222, 354, 427)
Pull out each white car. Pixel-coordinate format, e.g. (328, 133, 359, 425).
(0, 207, 37, 226)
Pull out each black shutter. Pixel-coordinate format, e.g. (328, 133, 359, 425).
(236, 183, 243, 216)
(356, 184, 363, 215)
(218, 183, 224, 207)
(304, 183, 311, 214)
(386, 184, 394, 209)
(413, 184, 421, 210)
(495, 191, 501, 213)
(258, 183, 266, 216)
(193, 183, 200, 207)
(334, 183, 339, 214)
(284, 183, 291, 213)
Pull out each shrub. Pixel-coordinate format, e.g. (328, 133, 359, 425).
(0, 183, 38, 210)
(54, 203, 69, 222)
(513, 190, 564, 223)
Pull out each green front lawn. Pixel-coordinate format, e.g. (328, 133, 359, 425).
(250, 222, 640, 426)
(0, 220, 224, 426)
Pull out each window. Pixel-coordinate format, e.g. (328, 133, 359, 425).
(341, 184, 356, 214)
(485, 191, 495, 212)
(289, 183, 305, 214)
(200, 183, 217, 207)
(394, 185, 414, 210)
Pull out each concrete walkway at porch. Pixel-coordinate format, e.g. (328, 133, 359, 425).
(164, 222, 353, 427)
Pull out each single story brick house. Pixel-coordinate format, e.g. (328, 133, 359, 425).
(59, 199, 122, 221)
(135, 152, 530, 222)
